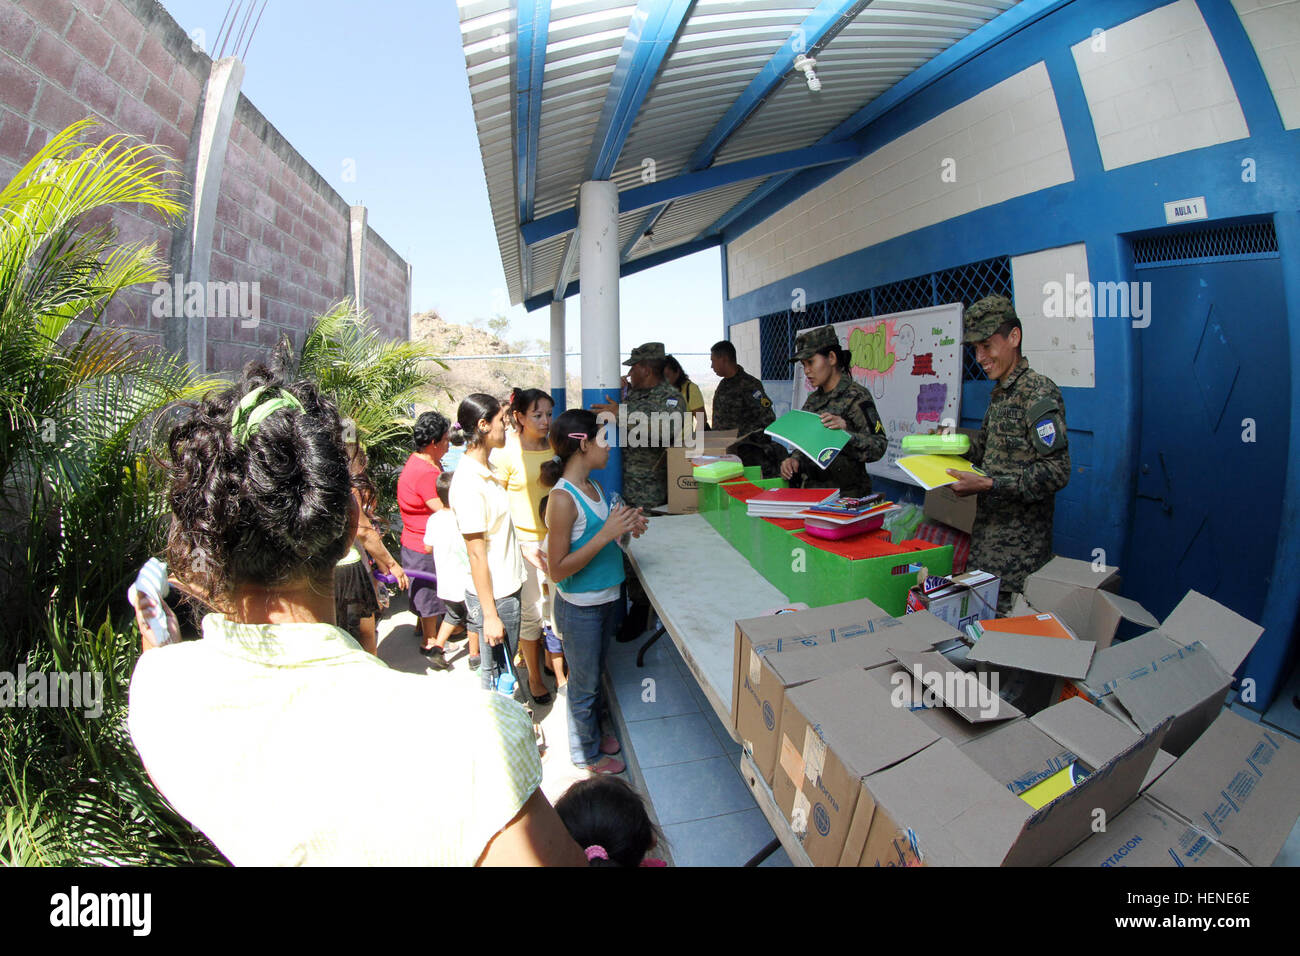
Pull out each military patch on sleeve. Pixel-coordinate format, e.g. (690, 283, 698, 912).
(859, 397, 885, 435)
(666, 398, 679, 407)
(1027, 397, 1067, 455)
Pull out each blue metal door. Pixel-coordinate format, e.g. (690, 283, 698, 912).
(1123, 255, 1289, 633)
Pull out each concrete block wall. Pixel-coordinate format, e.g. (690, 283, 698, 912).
(1232, 0, 1300, 129)
(728, 317, 762, 374)
(1009, 244, 1095, 388)
(1072, 0, 1248, 170)
(0, 0, 411, 368)
(726, 62, 1074, 300)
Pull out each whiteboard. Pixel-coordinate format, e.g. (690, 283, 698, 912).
(791, 303, 964, 481)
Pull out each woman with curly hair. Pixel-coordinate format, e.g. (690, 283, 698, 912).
(127, 364, 584, 866)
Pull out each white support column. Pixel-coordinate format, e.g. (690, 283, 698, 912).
(346, 204, 367, 313)
(578, 180, 621, 494)
(549, 298, 566, 409)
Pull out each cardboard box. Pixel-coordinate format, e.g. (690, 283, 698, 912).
(1022, 555, 1120, 612)
(923, 486, 977, 534)
(865, 663, 1005, 746)
(1052, 795, 1247, 867)
(839, 701, 1170, 866)
(731, 603, 954, 785)
(1062, 591, 1264, 755)
(772, 668, 939, 867)
(1144, 709, 1300, 866)
(1030, 585, 1157, 651)
(665, 430, 737, 514)
(905, 569, 1000, 634)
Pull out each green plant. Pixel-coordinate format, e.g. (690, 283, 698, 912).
(0, 120, 222, 865)
(284, 300, 446, 538)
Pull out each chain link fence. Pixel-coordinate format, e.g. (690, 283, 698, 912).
(757, 254, 1013, 383)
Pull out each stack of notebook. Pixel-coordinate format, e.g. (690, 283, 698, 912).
(745, 487, 839, 518)
(796, 496, 899, 539)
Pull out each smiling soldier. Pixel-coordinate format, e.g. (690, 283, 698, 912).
(946, 296, 1070, 614)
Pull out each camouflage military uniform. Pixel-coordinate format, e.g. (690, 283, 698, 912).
(712, 365, 775, 439)
(795, 374, 888, 499)
(967, 340, 1070, 613)
(622, 380, 688, 510)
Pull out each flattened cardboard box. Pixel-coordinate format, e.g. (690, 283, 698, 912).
(772, 668, 939, 867)
(839, 701, 1170, 866)
(735, 612, 948, 786)
(967, 629, 1095, 679)
(1064, 591, 1264, 755)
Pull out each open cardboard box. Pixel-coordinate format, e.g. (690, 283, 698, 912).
(731, 601, 959, 784)
(1023, 555, 1122, 611)
(905, 569, 1000, 635)
(1059, 590, 1264, 755)
(838, 697, 1170, 866)
(1055, 708, 1300, 866)
(665, 429, 738, 514)
(923, 486, 977, 534)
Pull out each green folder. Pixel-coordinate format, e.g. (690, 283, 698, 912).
(764, 410, 850, 469)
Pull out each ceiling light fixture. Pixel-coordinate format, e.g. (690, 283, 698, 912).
(794, 54, 820, 92)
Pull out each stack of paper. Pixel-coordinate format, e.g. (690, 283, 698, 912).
(797, 502, 897, 530)
(745, 487, 839, 517)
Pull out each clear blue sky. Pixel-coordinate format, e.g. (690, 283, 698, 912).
(158, 0, 725, 383)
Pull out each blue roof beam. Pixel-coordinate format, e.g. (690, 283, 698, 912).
(522, 140, 860, 246)
(623, 0, 872, 261)
(696, 0, 1078, 243)
(586, 0, 695, 182)
(514, 0, 552, 297)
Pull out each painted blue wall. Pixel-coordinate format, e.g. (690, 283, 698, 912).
(719, 0, 1300, 707)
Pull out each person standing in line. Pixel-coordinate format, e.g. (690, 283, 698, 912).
(709, 339, 779, 476)
(396, 411, 458, 667)
(449, 394, 527, 696)
(541, 408, 645, 775)
(493, 387, 562, 704)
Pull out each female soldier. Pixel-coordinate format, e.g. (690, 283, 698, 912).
(779, 325, 887, 499)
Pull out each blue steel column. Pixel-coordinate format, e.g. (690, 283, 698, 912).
(549, 299, 566, 409)
(579, 180, 622, 496)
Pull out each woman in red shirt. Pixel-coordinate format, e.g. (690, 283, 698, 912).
(397, 410, 459, 667)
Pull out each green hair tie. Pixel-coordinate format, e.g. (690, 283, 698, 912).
(230, 386, 306, 445)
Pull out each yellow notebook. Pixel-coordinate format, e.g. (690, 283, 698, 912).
(895, 454, 986, 491)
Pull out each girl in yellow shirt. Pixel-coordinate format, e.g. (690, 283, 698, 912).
(492, 387, 564, 704)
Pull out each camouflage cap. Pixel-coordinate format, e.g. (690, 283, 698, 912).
(963, 296, 1019, 343)
(623, 342, 666, 366)
(790, 325, 840, 362)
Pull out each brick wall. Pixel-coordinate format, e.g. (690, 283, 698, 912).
(1, 0, 410, 367)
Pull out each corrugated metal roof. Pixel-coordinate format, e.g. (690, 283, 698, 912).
(457, 0, 1028, 307)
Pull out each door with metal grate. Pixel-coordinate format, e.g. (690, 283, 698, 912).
(1122, 241, 1288, 663)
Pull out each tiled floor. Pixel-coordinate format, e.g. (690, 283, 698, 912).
(604, 620, 792, 867)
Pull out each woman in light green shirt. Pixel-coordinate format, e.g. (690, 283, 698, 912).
(128, 365, 585, 867)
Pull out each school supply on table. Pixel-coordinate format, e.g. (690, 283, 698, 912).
(745, 486, 839, 518)
(691, 458, 744, 483)
(901, 433, 971, 456)
(798, 501, 899, 540)
(895, 454, 986, 491)
(805, 494, 883, 516)
(764, 409, 851, 469)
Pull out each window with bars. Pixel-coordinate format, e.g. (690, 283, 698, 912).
(1132, 220, 1278, 268)
(755, 255, 1012, 383)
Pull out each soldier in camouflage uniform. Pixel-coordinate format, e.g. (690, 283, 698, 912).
(591, 342, 688, 641)
(779, 325, 888, 499)
(946, 296, 1070, 614)
(592, 341, 688, 510)
(709, 339, 781, 476)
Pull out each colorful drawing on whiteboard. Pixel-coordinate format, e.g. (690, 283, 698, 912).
(848, 321, 896, 375)
(916, 382, 947, 422)
(791, 304, 962, 483)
